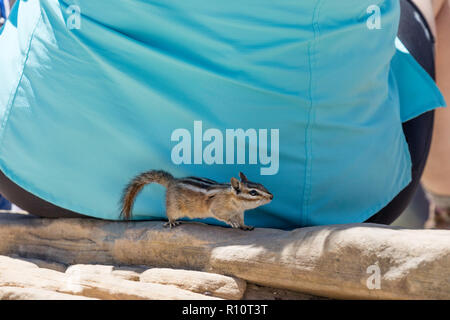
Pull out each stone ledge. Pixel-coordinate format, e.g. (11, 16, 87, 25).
(0, 212, 449, 299)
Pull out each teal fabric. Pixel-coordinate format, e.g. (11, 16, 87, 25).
(0, 0, 446, 229)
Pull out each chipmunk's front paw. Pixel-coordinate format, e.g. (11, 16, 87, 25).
(239, 225, 254, 231)
(163, 221, 181, 228)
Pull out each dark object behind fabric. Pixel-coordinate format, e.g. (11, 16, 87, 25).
(365, 0, 436, 224)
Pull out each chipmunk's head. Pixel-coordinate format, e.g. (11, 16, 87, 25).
(230, 172, 273, 209)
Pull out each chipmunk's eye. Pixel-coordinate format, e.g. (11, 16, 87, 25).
(249, 190, 259, 196)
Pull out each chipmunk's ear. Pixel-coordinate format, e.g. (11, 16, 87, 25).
(239, 172, 248, 182)
(230, 177, 240, 193)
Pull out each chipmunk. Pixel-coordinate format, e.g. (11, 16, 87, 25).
(120, 170, 273, 230)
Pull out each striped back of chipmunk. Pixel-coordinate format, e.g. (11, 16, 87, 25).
(176, 176, 230, 195)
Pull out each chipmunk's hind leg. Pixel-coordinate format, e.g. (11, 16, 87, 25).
(163, 220, 181, 228)
(164, 190, 182, 228)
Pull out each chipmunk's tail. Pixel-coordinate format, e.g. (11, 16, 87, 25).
(120, 170, 174, 220)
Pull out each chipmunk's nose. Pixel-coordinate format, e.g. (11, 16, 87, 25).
(269, 194, 274, 200)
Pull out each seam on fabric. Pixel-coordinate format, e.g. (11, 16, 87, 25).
(301, 0, 324, 226)
(0, 9, 43, 148)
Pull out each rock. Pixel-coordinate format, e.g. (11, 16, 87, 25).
(64, 264, 219, 300)
(0, 212, 449, 299)
(63, 264, 143, 281)
(111, 270, 141, 281)
(64, 264, 140, 281)
(243, 283, 326, 300)
(0, 255, 218, 300)
(0, 287, 96, 300)
(8, 254, 67, 272)
(140, 268, 246, 299)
